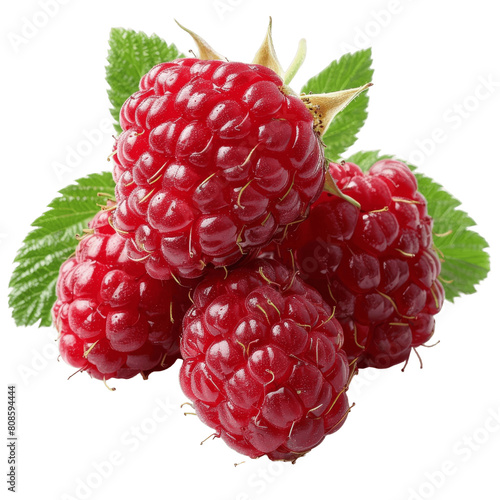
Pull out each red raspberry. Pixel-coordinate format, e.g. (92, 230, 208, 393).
(272, 160, 444, 369)
(52, 208, 190, 381)
(112, 58, 324, 281)
(179, 259, 351, 461)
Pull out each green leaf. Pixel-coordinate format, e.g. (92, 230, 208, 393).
(345, 151, 490, 301)
(413, 173, 489, 301)
(9, 172, 115, 327)
(345, 150, 387, 170)
(106, 28, 184, 134)
(301, 49, 373, 160)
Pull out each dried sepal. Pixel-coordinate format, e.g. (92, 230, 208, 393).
(252, 17, 284, 79)
(175, 20, 225, 61)
(301, 83, 373, 136)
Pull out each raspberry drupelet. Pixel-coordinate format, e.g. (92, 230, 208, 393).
(179, 258, 352, 461)
(112, 57, 325, 281)
(273, 160, 444, 369)
(52, 207, 191, 381)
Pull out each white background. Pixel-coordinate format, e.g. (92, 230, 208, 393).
(1, 1, 499, 499)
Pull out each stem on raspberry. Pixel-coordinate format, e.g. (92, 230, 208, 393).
(413, 347, 423, 369)
(200, 433, 218, 445)
(97, 192, 116, 202)
(67, 366, 85, 380)
(421, 340, 441, 348)
(107, 150, 117, 161)
(83, 340, 99, 358)
(103, 377, 116, 392)
(438, 276, 453, 285)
